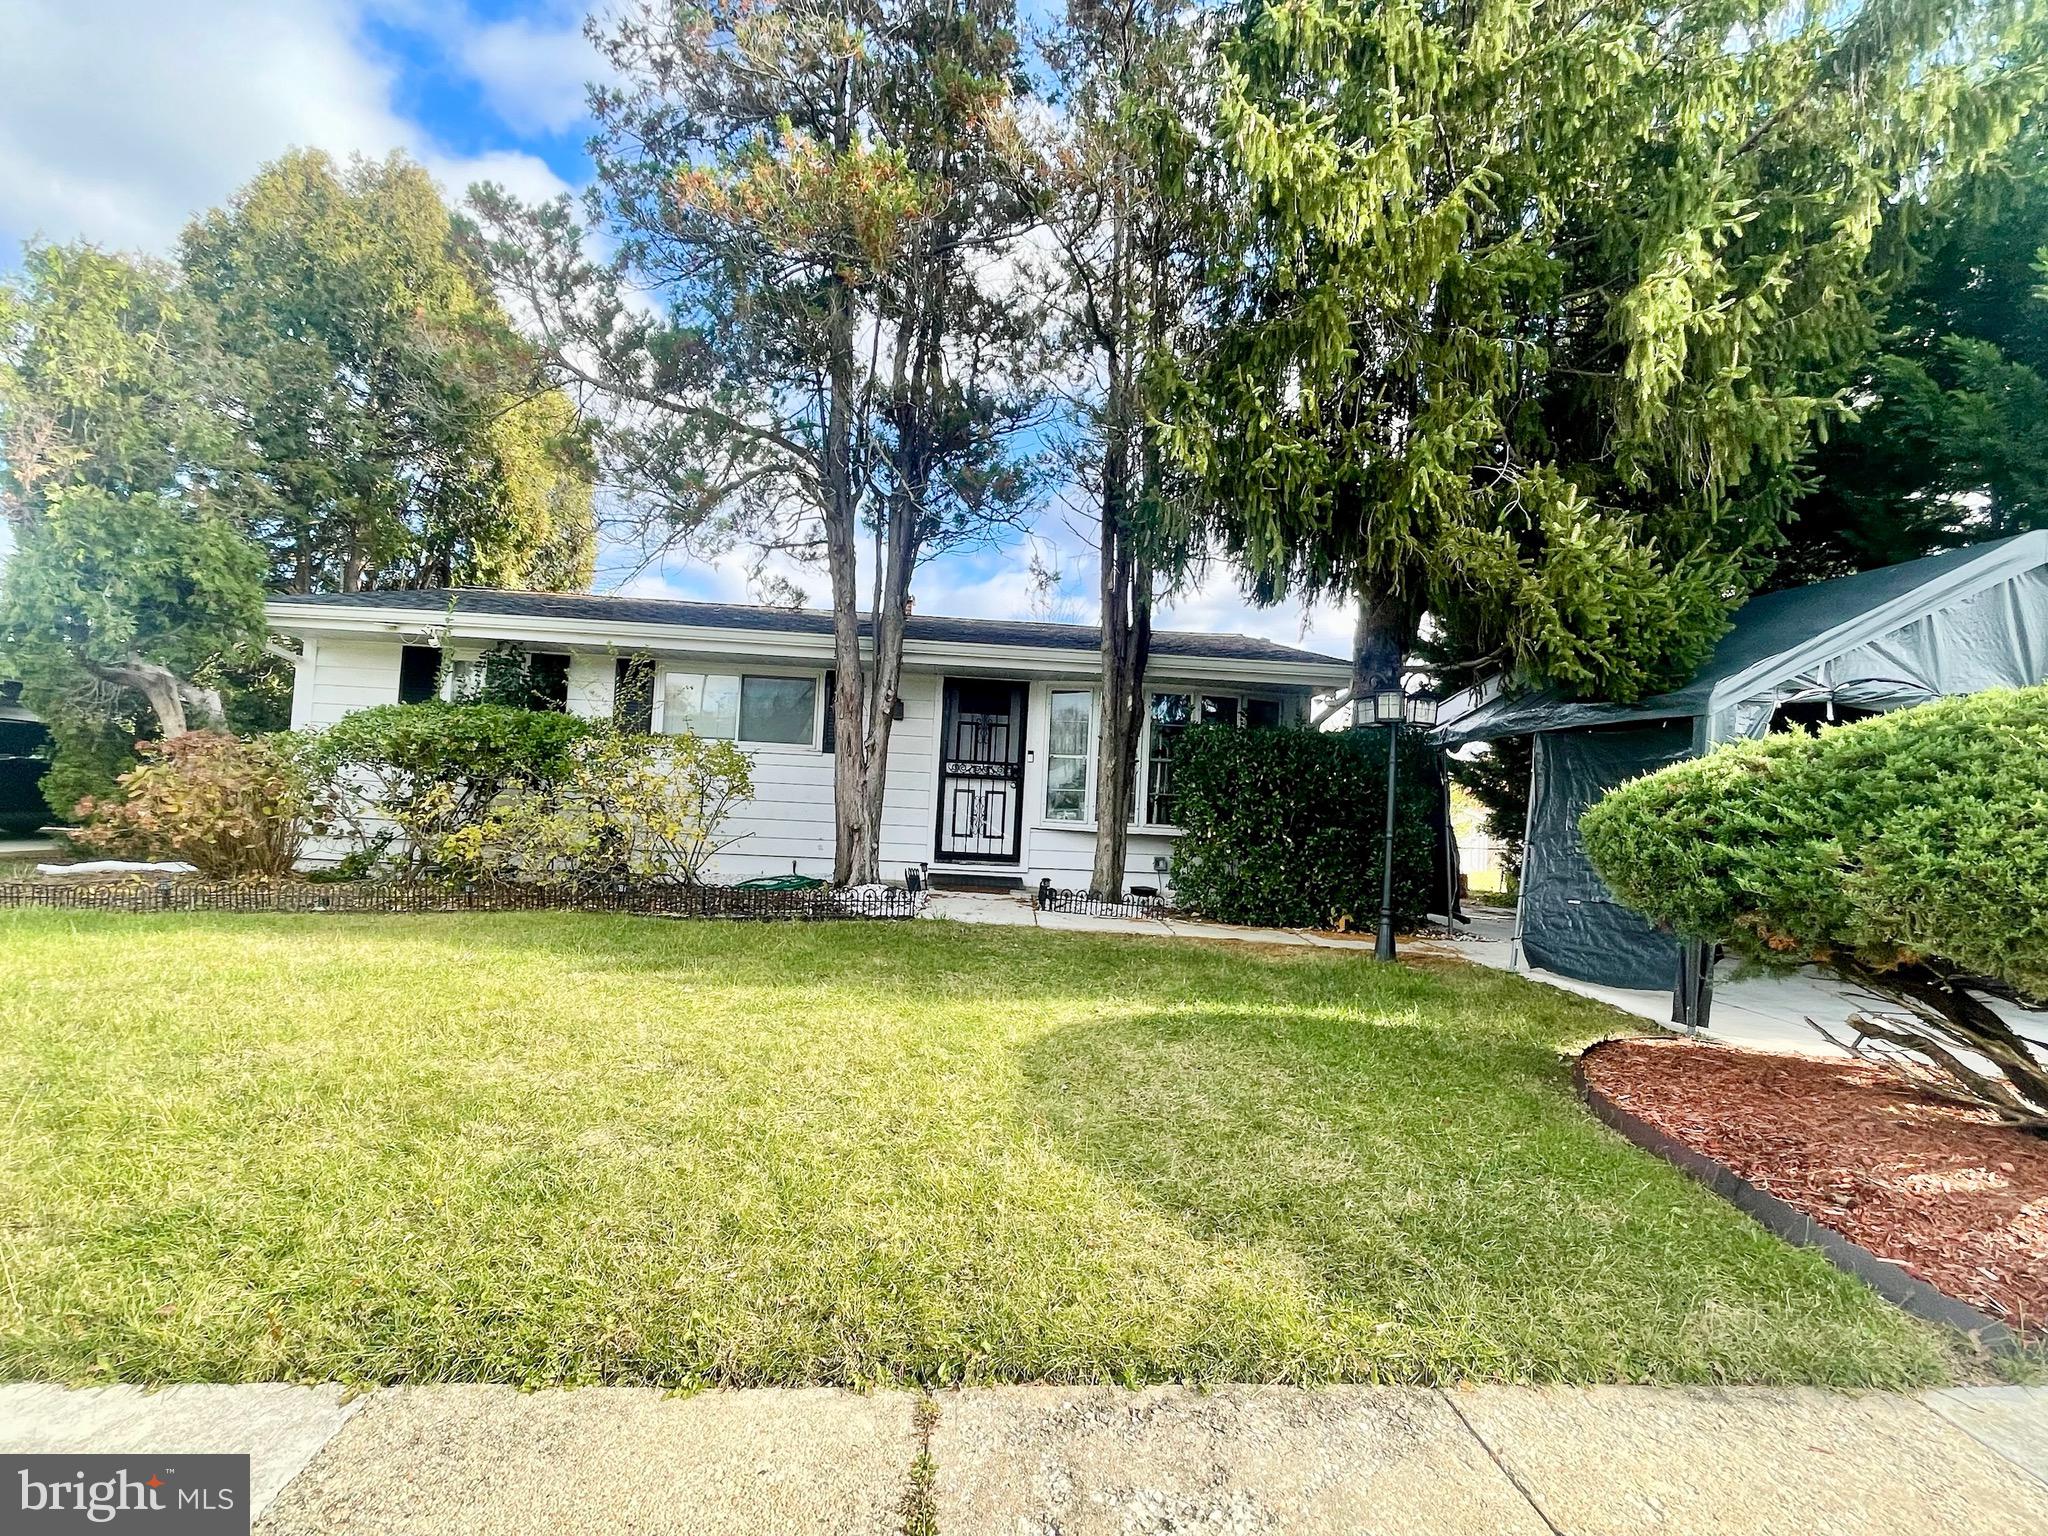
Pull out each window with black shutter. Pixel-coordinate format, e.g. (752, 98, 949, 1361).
(613, 655, 655, 733)
(821, 669, 836, 753)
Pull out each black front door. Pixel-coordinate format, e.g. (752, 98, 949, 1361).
(936, 679, 1027, 864)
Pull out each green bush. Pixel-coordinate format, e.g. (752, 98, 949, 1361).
(1169, 724, 1441, 931)
(72, 731, 326, 879)
(1581, 687, 2048, 1126)
(439, 729, 754, 888)
(303, 703, 594, 877)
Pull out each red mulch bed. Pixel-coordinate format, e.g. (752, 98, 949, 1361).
(1580, 1038, 2048, 1335)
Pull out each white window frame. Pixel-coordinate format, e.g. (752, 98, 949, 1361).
(651, 667, 825, 749)
(1042, 687, 1097, 825)
(1134, 690, 1294, 831)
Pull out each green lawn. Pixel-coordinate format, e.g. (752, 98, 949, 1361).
(0, 910, 1955, 1388)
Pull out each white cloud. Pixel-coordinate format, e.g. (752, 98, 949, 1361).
(459, 16, 604, 137)
(0, 0, 568, 257)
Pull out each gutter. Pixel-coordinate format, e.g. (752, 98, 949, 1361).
(263, 604, 1354, 691)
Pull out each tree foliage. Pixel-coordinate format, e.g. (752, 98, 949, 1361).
(182, 149, 596, 594)
(1163, 0, 2046, 702)
(0, 245, 267, 806)
(471, 0, 1048, 882)
(1581, 689, 2048, 1126)
(1781, 123, 2048, 584)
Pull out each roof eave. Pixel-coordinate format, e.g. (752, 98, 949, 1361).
(264, 601, 1351, 688)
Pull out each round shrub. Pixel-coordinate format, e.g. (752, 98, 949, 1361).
(1580, 687, 2048, 989)
(302, 703, 595, 877)
(1580, 687, 2048, 1124)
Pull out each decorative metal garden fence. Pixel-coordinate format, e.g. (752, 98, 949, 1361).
(1032, 881, 1175, 922)
(0, 878, 921, 921)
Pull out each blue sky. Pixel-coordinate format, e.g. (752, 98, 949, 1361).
(0, 0, 1351, 655)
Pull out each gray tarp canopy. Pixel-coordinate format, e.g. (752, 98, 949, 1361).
(1434, 531, 2048, 990)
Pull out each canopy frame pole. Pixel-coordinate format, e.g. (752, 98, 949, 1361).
(1508, 739, 1540, 972)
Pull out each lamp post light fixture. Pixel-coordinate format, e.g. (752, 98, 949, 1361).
(1373, 687, 1440, 962)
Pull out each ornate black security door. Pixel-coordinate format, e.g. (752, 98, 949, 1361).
(935, 680, 1027, 863)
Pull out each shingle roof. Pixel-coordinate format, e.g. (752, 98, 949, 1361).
(267, 586, 1348, 668)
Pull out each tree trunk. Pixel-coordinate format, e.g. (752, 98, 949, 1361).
(1090, 559, 1151, 898)
(1089, 424, 1152, 896)
(824, 325, 866, 884)
(850, 431, 921, 885)
(1349, 584, 1420, 722)
(84, 656, 226, 739)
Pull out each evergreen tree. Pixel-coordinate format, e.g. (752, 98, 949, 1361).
(1779, 122, 2048, 584)
(1163, 0, 2045, 704)
(0, 246, 266, 809)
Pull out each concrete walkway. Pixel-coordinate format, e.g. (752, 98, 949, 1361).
(924, 888, 1381, 950)
(2, 1381, 2042, 1533)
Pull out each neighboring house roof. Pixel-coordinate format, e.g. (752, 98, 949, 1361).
(267, 586, 1350, 678)
(1438, 530, 2048, 745)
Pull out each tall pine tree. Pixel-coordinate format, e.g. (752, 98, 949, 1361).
(1163, 0, 2046, 703)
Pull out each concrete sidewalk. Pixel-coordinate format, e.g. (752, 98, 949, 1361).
(4, 1382, 2042, 1534)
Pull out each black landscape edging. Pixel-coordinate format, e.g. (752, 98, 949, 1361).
(1573, 1050, 2023, 1356)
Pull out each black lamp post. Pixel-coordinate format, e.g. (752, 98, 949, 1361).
(1372, 687, 1440, 961)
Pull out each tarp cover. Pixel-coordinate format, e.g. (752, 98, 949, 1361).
(1439, 531, 2048, 994)
(1438, 531, 2048, 746)
(1519, 724, 1695, 989)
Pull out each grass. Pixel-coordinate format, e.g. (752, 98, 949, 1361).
(0, 910, 1959, 1389)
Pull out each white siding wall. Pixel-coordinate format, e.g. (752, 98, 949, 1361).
(285, 635, 1308, 895)
(294, 636, 402, 727)
(702, 669, 937, 882)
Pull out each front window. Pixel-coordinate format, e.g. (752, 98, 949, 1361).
(664, 672, 740, 739)
(662, 671, 817, 745)
(1200, 695, 1239, 728)
(1144, 692, 1192, 825)
(1045, 690, 1092, 821)
(737, 674, 816, 745)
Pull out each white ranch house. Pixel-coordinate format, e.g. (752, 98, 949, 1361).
(268, 588, 1351, 893)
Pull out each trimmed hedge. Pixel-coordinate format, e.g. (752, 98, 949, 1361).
(1169, 724, 1440, 930)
